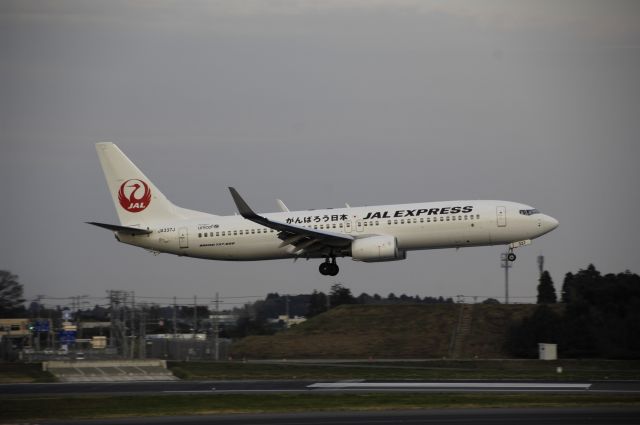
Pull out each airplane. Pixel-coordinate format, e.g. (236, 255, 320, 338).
(88, 142, 559, 276)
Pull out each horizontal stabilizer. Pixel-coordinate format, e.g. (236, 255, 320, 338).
(86, 222, 152, 235)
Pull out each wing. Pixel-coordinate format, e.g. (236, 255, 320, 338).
(229, 187, 353, 256)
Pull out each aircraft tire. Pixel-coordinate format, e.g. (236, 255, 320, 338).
(507, 253, 517, 262)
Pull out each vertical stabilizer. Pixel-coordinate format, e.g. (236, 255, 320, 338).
(96, 142, 207, 225)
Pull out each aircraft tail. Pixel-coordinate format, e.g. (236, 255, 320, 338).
(96, 142, 212, 226)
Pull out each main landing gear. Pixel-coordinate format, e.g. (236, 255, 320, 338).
(319, 257, 339, 276)
(507, 249, 517, 262)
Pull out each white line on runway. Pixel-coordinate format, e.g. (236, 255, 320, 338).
(163, 389, 306, 393)
(308, 382, 592, 389)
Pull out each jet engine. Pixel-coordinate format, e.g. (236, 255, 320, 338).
(351, 235, 406, 262)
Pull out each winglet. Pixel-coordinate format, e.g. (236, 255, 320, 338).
(276, 199, 290, 212)
(229, 187, 260, 220)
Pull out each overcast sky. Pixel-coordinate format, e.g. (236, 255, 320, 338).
(2, 0, 639, 310)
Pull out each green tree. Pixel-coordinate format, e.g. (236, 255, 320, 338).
(307, 290, 328, 317)
(561, 272, 574, 303)
(329, 283, 356, 308)
(0, 271, 25, 317)
(506, 304, 561, 357)
(537, 270, 557, 304)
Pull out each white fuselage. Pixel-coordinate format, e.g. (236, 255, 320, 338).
(117, 200, 558, 262)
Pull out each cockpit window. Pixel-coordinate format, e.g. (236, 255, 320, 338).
(519, 209, 540, 216)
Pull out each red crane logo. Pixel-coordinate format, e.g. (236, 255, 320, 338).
(118, 179, 151, 213)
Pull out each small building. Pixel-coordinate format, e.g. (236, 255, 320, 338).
(538, 343, 557, 360)
(91, 336, 107, 349)
(269, 315, 307, 328)
(0, 318, 30, 339)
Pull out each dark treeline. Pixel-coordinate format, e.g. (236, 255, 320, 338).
(507, 264, 640, 359)
(227, 284, 454, 338)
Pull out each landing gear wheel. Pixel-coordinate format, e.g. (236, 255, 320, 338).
(319, 257, 340, 276)
(507, 252, 517, 262)
(319, 262, 331, 275)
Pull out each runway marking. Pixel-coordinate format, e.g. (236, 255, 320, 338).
(308, 382, 592, 389)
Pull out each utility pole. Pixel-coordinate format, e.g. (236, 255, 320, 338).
(537, 255, 545, 278)
(130, 291, 136, 359)
(214, 292, 220, 361)
(108, 290, 134, 358)
(173, 296, 177, 338)
(285, 295, 290, 318)
(34, 295, 44, 351)
(139, 306, 146, 359)
(500, 251, 512, 304)
(121, 291, 128, 358)
(193, 295, 198, 338)
(108, 291, 116, 350)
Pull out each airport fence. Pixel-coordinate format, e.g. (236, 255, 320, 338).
(146, 338, 232, 361)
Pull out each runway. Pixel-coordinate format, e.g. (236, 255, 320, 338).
(38, 407, 640, 425)
(2, 379, 640, 396)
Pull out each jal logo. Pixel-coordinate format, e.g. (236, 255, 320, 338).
(118, 179, 151, 213)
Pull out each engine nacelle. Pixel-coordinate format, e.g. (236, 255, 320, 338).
(351, 235, 406, 262)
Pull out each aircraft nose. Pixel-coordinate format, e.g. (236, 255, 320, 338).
(542, 215, 559, 233)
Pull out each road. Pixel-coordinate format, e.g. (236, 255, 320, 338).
(38, 407, 640, 425)
(2, 379, 640, 396)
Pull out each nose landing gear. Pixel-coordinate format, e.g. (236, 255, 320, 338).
(506, 239, 531, 262)
(319, 257, 339, 276)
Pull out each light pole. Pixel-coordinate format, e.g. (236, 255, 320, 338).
(500, 251, 512, 304)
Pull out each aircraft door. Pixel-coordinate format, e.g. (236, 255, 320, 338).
(496, 206, 507, 227)
(178, 227, 189, 248)
(344, 220, 353, 233)
(356, 220, 364, 232)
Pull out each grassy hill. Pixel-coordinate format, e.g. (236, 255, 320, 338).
(230, 304, 546, 359)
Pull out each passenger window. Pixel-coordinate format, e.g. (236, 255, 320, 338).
(440, 217, 444, 222)
(222, 231, 225, 236)
(446, 217, 450, 221)
(394, 220, 398, 224)
(427, 218, 430, 222)
(387, 220, 392, 225)
(332, 224, 336, 228)
(251, 229, 255, 234)
(234, 231, 237, 235)
(339, 223, 343, 228)
(375, 221, 379, 226)
(400, 219, 404, 224)
(198, 233, 202, 238)
(364, 222, 368, 227)
(452, 216, 456, 221)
